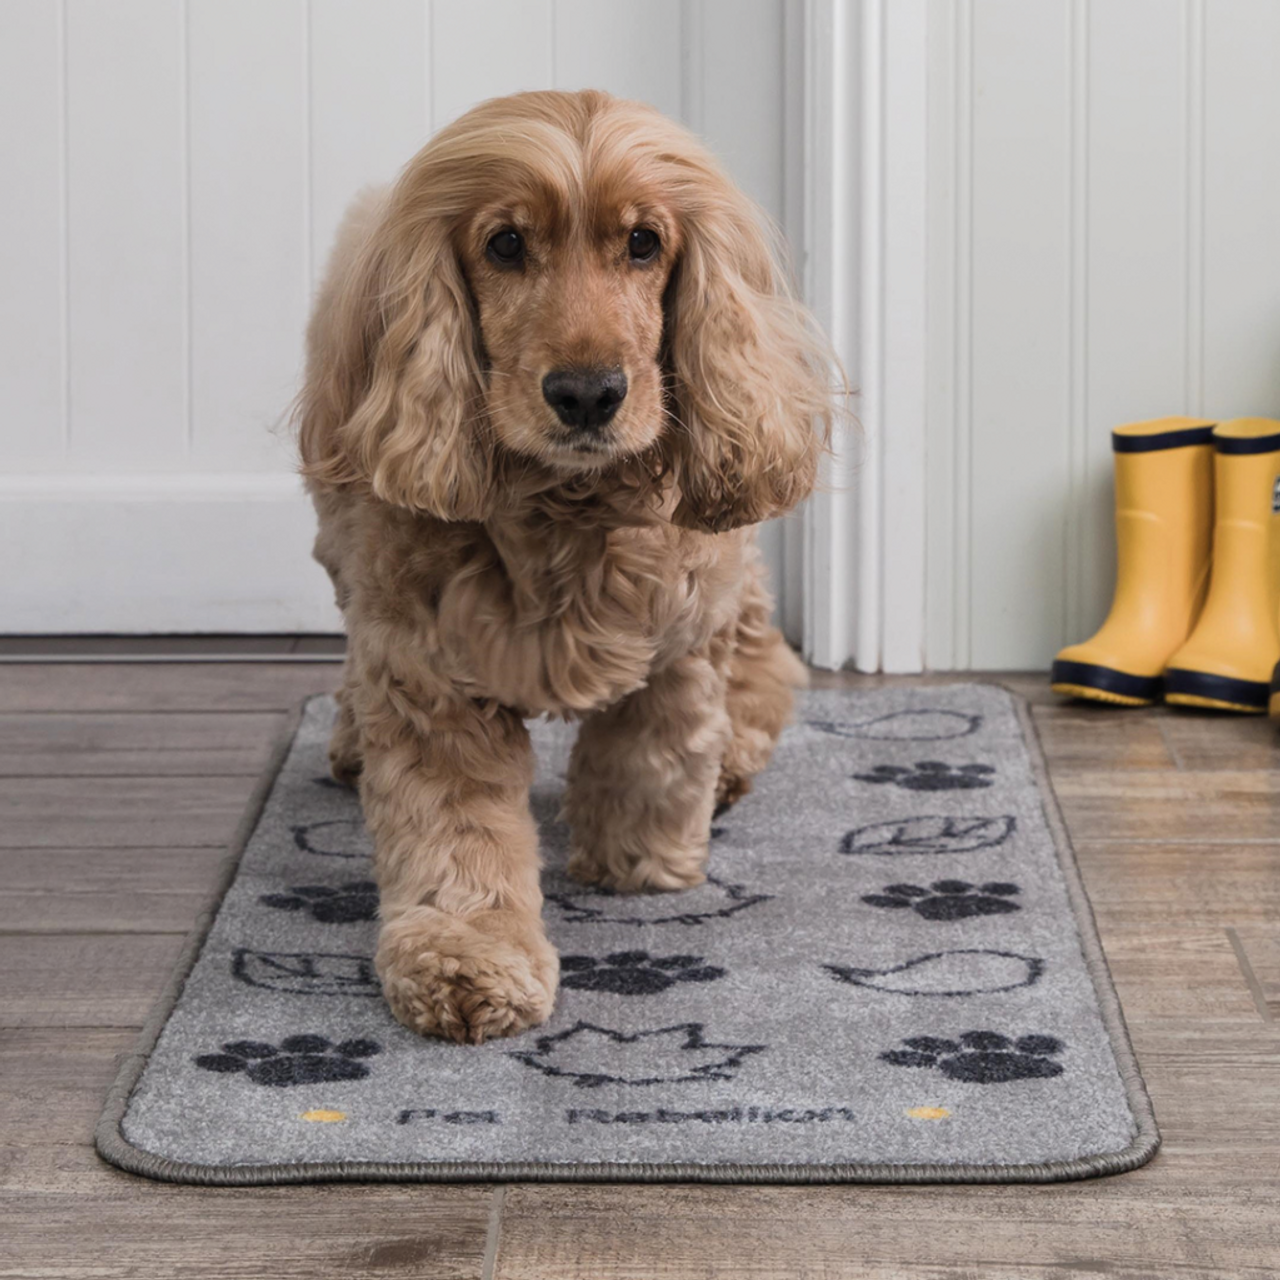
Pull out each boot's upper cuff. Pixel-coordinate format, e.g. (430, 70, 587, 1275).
(1213, 418, 1280, 454)
(1112, 419, 1216, 453)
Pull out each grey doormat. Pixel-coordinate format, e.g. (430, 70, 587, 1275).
(97, 684, 1158, 1184)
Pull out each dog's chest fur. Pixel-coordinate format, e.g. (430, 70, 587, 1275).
(337, 493, 746, 717)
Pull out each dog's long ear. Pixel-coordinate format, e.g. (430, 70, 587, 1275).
(298, 191, 492, 521)
(664, 186, 833, 533)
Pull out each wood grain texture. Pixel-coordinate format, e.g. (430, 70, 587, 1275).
(0, 662, 338, 713)
(1, 658, 1277, 1278)
(0, 775, 258, 848)
(1053, 770, 1280, 842)
(0, 711, 284, 776)
(1076, 842, 1280, 925)
(1231, 930, 1280, 1020)
(0, 932, 185, 1027)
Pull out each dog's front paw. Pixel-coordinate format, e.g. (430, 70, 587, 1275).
(375, 907, 558, 1044)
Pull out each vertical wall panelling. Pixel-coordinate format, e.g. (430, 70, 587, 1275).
(799, 0, 928, 671)
(308, 0, 427, 290)
(855, 0, 883, 673)
(924, 0, 965, 670)
(0, 1, 65, 469)
(878, 0, 927, 672)
(3, 0, 803, 633)
(188, 0, 307, 471)
(1183, 0, 1205, 418)
(553, 0, 683, 119)
(779, 0, 809, 648)
(692, 0, 791, 624)
(1063, 0, 1089, 649)
(1079, 0, 1186, 638)
(65, 0, 187, 470)
(966, 0, 1071, 669)
(431, 0, 553, 130)
(1202, 0, 1280, 417)
(926, 0, 1280, 669)
(801, 0, 859, 670)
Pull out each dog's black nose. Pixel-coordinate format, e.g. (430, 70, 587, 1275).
(541, 367, 628, 431)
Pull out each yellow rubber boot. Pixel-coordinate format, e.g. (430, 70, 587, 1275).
(1051, 417, 1215, 706)
(1164, 419, 1280, 713)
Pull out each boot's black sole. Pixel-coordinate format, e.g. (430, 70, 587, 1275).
(1049, 660, 1163, 704)
(1163, 667, 1270, 713)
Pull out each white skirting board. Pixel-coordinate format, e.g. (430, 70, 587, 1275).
(1, 474, 340, 634)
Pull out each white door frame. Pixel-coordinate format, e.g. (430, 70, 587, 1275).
(797, 0, 928, 673)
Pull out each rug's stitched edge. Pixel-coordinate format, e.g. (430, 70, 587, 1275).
(95, 684, 1161, 1186)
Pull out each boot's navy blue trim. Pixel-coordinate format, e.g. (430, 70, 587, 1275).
(1213, 431, 1280, 455)
(1111, 425, 1214, 453)
(1271, 661, 1280, 695)
(1050, 660, 1162, 701)
(1163, 667, 1270, 709)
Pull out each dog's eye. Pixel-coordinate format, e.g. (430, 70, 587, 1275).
(628, 227, 660, 262)
(486, 229, 524, 266)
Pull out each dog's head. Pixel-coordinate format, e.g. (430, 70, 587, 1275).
(300, 90, 835, 530)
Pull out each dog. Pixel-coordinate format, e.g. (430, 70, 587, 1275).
(297, 89, 836, 1044)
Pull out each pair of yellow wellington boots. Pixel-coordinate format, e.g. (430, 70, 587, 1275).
(1051, 416, 1280, 713)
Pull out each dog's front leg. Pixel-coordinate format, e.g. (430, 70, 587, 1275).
(564, 649, 731, 891)
(357, 686, 558, 1044)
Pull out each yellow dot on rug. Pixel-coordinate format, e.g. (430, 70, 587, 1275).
(905, 1106, 950, 1120)
(300, 1109, 347, 1123)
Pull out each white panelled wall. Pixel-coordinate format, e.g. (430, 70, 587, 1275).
(5, 1, 1280, 671)
(0, 0, 797, 635)
(924, 0, 1280, 670)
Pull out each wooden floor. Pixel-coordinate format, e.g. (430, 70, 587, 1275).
(4, 657, 1279, 1278)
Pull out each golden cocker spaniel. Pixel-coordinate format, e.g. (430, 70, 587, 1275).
(298, 89, 836, 1044)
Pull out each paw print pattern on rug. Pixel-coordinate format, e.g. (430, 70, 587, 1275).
(839, 814, 1016, 858)
(291, 819, 372, 861)
(862, 881, 1021, 922)
(508, 1021, 766, 1088)
(260, 881, 379, 924)
(194, 1035, 382, 1086)
(826, 949, 1043, 997)
(880, 1031, 1065, 1083)
(854, 761, 996, 792)
(231, 948, 381, 997)
(545, 872, 771, 928)
(809, 709, 983, 742)
(560, 951, 725, 996)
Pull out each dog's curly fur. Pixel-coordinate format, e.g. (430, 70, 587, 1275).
(297, 90, 836, 1044)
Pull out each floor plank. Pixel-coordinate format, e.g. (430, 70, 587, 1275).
(1098, 927, 1262, 1023)
(0, 775, 258, 848)
(1159, 712, 1280, 772)
(0, 847, 226, 933)
(0, 711, 284, 776)
(4, 1170, 493, 1280)
(1074, 842, 1280, 926)
(1052, 770, 1280, 842)
(0, 662, 339, 713)
(1029, 704, 1176, 773)
(1231, 929, 1280, 1020)
(0, 933, 186, 1027)
(493, 1175, 1280, 1280)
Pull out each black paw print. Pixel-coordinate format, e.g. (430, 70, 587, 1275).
(260, 881, 378, 924)
(560, 951, 725, 996)
(862, 880, 1021, 922)
(881, 1031, 1064, 1083)
(854, 762, 996, 792)
(193, 1035, 381, 1087)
